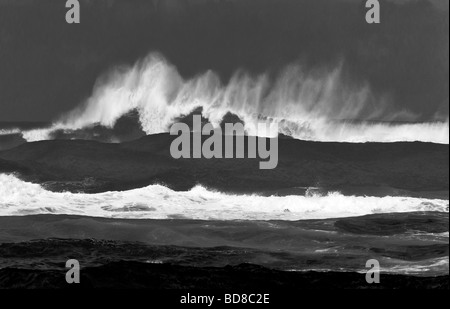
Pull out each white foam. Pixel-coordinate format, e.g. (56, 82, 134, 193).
(0, 174, 447, 220)
(21, 128, 53, 141)
(376, 257, 449, 276)
(0, 128, 21, 136)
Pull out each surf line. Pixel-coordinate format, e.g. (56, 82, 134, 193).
(169, 115, 278, 169)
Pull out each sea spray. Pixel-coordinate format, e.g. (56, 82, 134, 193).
(19, 53, 449, 144)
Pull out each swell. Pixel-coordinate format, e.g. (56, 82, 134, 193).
(0, 134, 448, 195)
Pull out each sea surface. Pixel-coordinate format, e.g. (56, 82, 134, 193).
(0, 131, 448, 288)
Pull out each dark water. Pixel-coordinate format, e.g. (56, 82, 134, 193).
(0, 212, 448, 288)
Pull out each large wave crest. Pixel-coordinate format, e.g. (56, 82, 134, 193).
(21, 53, 449, 144)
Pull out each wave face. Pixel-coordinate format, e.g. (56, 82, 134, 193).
(0, 174, 447, 220)
(19, 53, 449, 144)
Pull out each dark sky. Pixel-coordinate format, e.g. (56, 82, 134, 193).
(0, 0, 448, 122)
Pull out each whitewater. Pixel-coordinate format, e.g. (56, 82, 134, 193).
(0, 174, 447, 220)
(14, 53, 448, 144)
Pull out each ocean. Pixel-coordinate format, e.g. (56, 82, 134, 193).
(0, 117, 448, 288)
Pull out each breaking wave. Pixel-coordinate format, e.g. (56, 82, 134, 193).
(18, 53, 448, 144)
(0, 128, 21, 136)
(0, 174, 447, 220)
